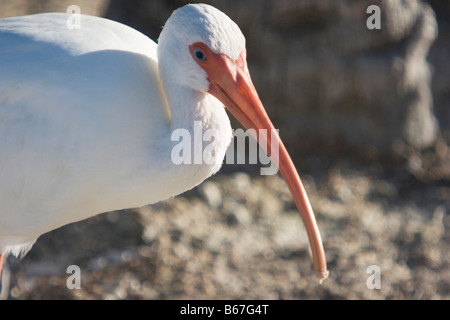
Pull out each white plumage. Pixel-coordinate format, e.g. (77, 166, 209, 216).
(0, 4, 328, 281)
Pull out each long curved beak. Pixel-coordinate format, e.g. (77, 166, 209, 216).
(191, 44, 329, 282)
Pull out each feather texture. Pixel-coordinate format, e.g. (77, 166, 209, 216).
(0, 4, 239, 255)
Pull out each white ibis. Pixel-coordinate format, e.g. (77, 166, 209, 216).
(0, 4, 328, 283)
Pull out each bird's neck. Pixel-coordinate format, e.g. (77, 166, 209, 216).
(163, 82, 233, 175)
(164, 83, 227, 137)
(166, 85, 206, 129)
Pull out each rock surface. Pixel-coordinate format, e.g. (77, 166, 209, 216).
(103, 0, 442, 158)
(1, 0, 445, 157)
(3, 168, 449, 299)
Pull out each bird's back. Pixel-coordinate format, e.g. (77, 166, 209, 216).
(0, 13, 174, 254)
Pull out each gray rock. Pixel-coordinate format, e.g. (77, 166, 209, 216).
(102, 0, 441, 158)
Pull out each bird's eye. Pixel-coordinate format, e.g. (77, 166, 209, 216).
(193, 48, 206, 62)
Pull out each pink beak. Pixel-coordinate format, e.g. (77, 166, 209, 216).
(190, 43, 329, 282)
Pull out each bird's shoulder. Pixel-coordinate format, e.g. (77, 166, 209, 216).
(0, 13, 157, 59)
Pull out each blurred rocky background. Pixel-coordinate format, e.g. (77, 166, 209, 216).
(0, 0, 448, 300)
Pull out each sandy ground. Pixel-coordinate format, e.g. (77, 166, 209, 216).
(2, 148, 449, 299)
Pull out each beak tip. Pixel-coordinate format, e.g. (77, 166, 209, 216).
(317, 270, 329, 284)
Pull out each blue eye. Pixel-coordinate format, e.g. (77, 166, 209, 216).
(193, 48, 206, 61)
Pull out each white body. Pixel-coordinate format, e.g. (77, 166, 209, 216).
(0, 13, 232, 255)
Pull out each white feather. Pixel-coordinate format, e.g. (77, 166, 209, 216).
(0, 4, 241, 256)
